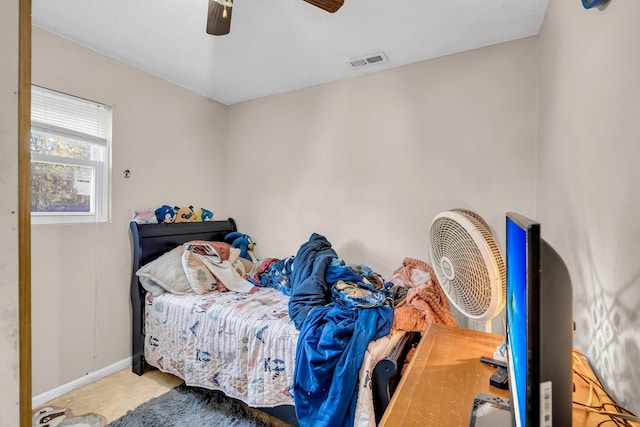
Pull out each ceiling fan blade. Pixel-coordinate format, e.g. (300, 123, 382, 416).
(207, 0, 233, 36)
(303, 0, 344, 13)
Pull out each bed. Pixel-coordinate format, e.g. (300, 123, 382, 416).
(129, 219, 420, 426)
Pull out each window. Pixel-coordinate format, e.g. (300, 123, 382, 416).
(30, 86, 111, 224)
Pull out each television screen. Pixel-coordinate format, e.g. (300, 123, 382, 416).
(505, 212, 572, 427)
(506, 213, 539, 427)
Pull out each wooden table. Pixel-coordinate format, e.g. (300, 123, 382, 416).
(379, 323, 639, 426)
(379, 323, 508, 426)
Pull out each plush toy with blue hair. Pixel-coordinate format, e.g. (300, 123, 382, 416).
(154, 205, 176, 223)
(225, 232, 256, 262)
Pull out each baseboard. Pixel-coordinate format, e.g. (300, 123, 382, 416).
(32, 357, 131, 409)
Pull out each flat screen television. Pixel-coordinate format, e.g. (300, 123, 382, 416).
(505, 212, 573, 427)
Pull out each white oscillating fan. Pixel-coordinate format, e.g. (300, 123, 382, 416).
(428, 209, 506, 331)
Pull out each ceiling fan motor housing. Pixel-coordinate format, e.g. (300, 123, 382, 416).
(303, 0, 344, 13)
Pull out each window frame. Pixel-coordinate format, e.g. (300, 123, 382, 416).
(30, 86, 111, 225)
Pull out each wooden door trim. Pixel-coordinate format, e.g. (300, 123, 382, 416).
(19, 0, 32, 425)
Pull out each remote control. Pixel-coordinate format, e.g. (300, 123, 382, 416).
(480, 356, 508, 369)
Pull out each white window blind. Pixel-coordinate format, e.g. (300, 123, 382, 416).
(31, 86, 110, 144)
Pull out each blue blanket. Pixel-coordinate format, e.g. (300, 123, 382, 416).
(288, 233, 337, 330)
(294, 303, 393, 427)
(289, 233, 394, 426)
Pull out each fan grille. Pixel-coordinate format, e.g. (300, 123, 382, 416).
(429, 211, 506, 321)
(451, 208, 491, 232)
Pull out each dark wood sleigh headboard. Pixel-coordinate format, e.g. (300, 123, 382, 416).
(129, 219, 237, 375)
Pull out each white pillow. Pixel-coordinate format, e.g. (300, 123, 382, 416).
(136, 246, 193, 294)
(139, 276, 166, 297)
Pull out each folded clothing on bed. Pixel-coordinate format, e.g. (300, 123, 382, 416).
(183, 240, 258, 294)
(248, 256, 295, 296)
(185, 240, 231, 260)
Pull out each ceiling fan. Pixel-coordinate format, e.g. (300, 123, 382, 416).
(206, 0, 344, 36)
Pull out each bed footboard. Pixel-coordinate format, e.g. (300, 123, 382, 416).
(372, 331, 421, 423)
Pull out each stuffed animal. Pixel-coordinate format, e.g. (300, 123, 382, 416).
(225, 232, 256, 262)
(192, 208, 214, 222)
(154, 205, 176, 223)
(32, 406, 66, 427)
(131, 208, 158, 224)
(174, 205, 195, 223)
(200, 208, 214, 221)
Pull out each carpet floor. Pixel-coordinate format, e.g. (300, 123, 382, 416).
(107, 384, 273, 427)
(32, 369, 290, 427)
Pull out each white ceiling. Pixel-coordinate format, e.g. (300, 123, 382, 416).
(32, 0, 549, 106)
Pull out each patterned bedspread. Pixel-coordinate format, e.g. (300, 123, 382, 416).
(144, 288, 404, 425)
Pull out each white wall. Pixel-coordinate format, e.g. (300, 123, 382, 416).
(30, 27, 229, 396)
(227, 38, 538, 328)
(537, 0, 640, 413)
(0, 0, 20, 425)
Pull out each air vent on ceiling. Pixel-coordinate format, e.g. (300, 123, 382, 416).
(348, 52, 389, 69)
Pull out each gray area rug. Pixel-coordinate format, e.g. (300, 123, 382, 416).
(106, 384, 274, 427)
